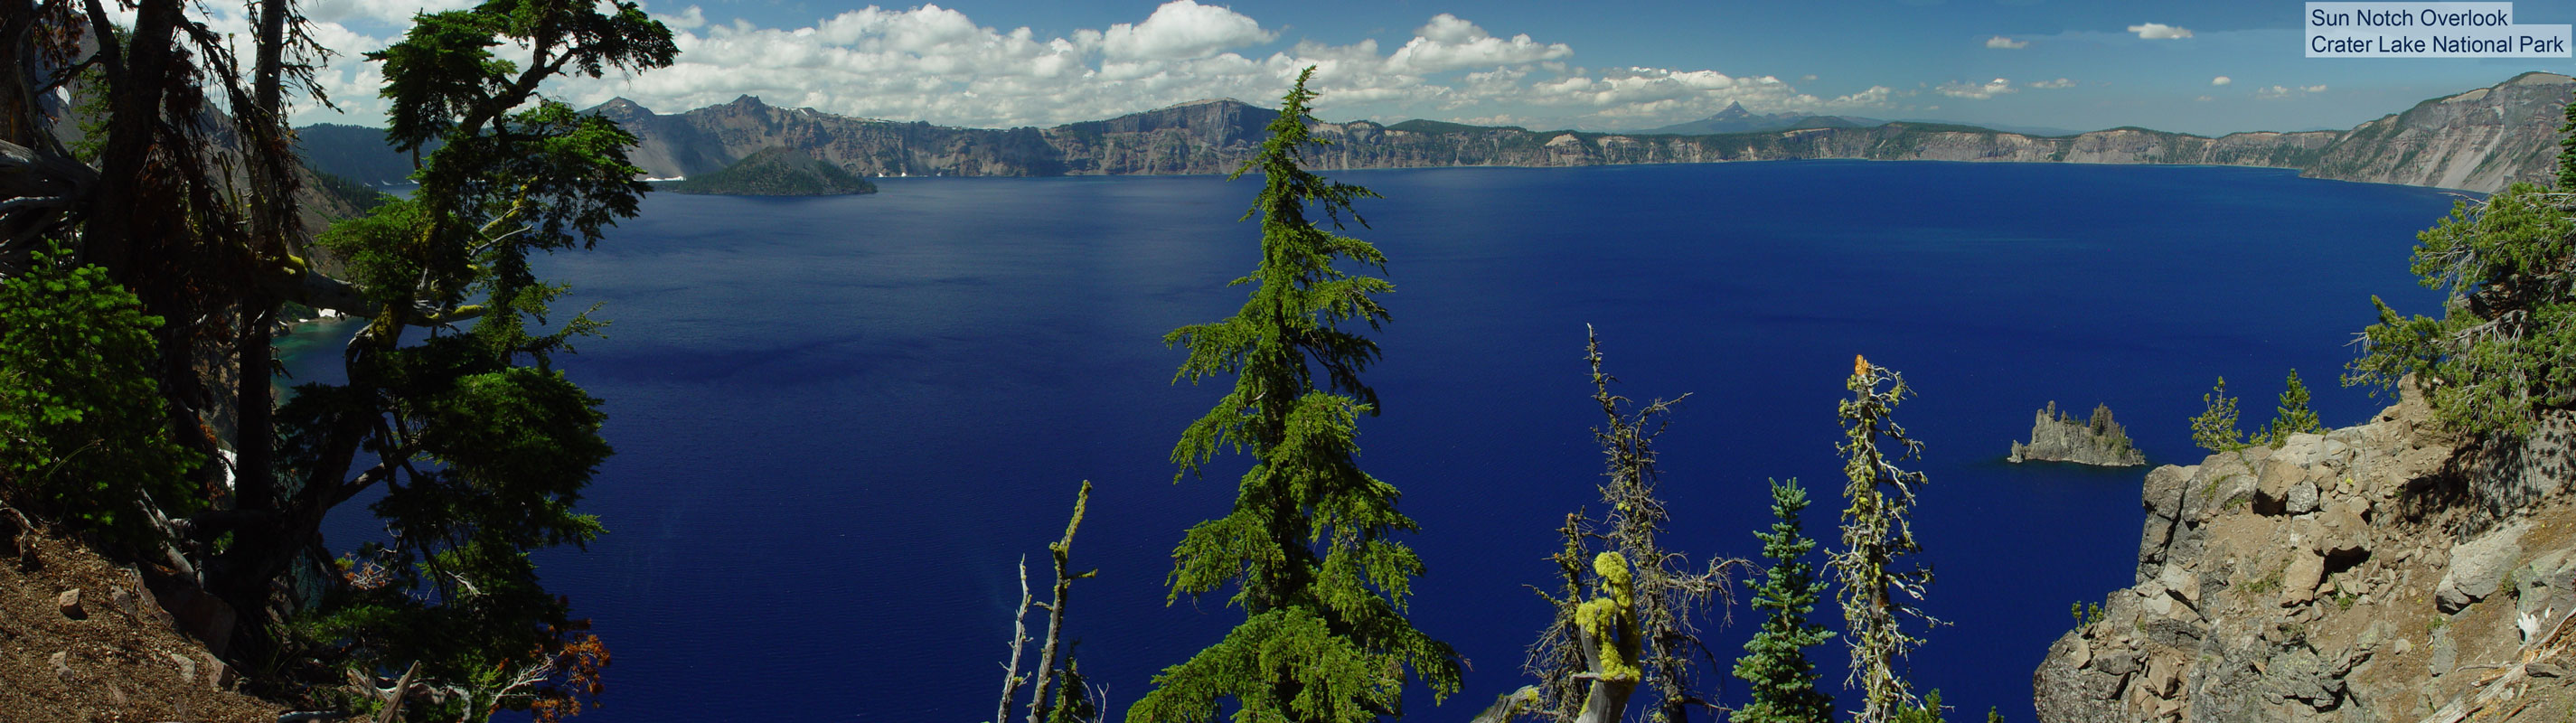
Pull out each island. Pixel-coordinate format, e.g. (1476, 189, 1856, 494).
(2007, 401, 2145, 466)
(662, 146, 879, 196)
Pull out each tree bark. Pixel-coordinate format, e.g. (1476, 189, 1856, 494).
(1027, 481, 1091, 723)
(994, 556, 1031, 723)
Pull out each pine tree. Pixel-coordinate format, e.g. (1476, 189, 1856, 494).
(2188, 377, 2246, 453)
(2350, 89, 2576, 438)
(1732, 478, 1833, 723)
(1830, 355, 1938, 723)
(2257, 369, 2323, 447)
(1130, 67, 1462, 723)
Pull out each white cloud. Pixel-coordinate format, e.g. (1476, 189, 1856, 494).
(1984, 35, 2028, 49)
(1937, 78, 2017, 99)
(2128, 23, 2194, 39)
(301, 0, 475, 26)
(230, 0, 1898, 131)
(2195, 95, 2214, 102)
(2026, 78, 2074, 89)
(1094, 0, 1274, 61)
(2210, 76, 2232, 86)
(1385, 14, 1571, 74)
(653, 5, 706, 31)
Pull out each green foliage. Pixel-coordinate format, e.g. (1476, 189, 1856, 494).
(1831, 357, 1938, 723)
(0, 244, 200, 548)
(2346, 175, 2576, 438)
(2189, 377, 2248, 453)
(268, 1, 672, 718)
(1733, 478, 1834, 723)
(2254, 370, 2323, 447)
(1131, 67, 1461, 723)
(1891, 690, 1946, 723)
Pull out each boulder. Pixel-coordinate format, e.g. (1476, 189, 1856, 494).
(2312, 506, 2370, 560)
(56, 588, 82, 620)
(2267, 647, 2343, 710)
(2143, 465, 2192, 521)
(2286, 480, 2319, 515)
(202, 651, 234, 690)
(2159, 565, 2201, 608)
(2035, 632, 2132, 723)
(2281, 551, 2326, 607)
(2438, 521, 2529, 613)
(50, 651, 71, 682)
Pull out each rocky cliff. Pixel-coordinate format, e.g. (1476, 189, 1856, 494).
(2012, 402, 2147, 467)
(2303, 72, 2575, 192)
(539, 72, 2571, 193)
(2031, 386, 2576, 723)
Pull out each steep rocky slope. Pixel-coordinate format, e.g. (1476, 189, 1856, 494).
(2305, 72, 2574, 192)
(2033, 385, 2576, 723)
(531, 72, 2567, 192)
(0, 515, 283, 721)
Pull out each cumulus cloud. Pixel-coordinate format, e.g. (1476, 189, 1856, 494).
(1937, 78, 2017, 99)
(1386, 14, 1571, 74)
(2211, 76, 2232, 86)
(2026, 78, 2074, 89)
(2128, 23, 2194, 39)
(653, 5, 707, 31)
(1984, 35, 2028, 49)
(1093, 0, 1274, 61)
(2195, 95, 2214, 102)
(220, 0, 1898, 131)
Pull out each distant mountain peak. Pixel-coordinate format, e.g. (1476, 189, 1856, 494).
(1712, 101, 1751, 118)
(728, 95, 769, 108)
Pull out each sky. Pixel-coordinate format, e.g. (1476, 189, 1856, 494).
(230, 0, 2576, 136)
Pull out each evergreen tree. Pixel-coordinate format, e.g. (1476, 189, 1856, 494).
(2349, 89, 2576, 438)
(2257, 369, 2323, 447)
(1830, 356, 1939, 723)
(2188, 377, 2246, 453)
(1732, 478, 1833, 723)
(1130, 67, 1463, 723)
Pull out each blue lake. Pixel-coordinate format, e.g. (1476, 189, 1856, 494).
(301, 161, 2464, 720)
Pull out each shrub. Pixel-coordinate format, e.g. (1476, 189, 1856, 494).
(0, 244, 201, 548)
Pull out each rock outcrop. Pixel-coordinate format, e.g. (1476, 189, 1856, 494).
(2012, 402, 2147, 466)
(2033, 384, 2576, 723)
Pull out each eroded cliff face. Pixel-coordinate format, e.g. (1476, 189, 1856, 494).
(2302, 72, 2575, 192)
(2032, 386, 2576, 723)
(583, 72, 2571, 192)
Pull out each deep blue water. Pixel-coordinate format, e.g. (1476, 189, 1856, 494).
(306, 161, 2464, 721)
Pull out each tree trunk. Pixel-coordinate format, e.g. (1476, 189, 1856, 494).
(1026, 481, 1090, 723)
